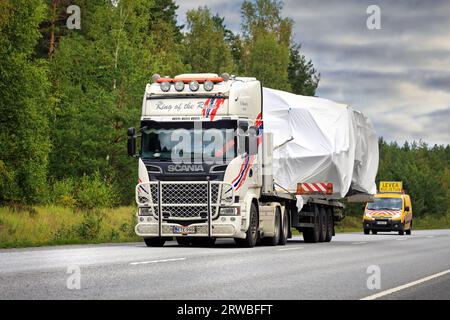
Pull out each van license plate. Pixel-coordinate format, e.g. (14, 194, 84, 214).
(377, 221, 387, 225)
(174, 226, 196, 234)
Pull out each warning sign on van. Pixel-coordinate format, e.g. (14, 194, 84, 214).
(379, 181, 403, 193)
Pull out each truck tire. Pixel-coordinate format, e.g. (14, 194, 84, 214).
(262, 207, 281, 246)
(278, 207, 289, 245)
(144, 237, 166, 247)
(364, 229, 370, 235)
(319, 206, 327, 242)
(303, 205, 320, 243)
(324, 207, 333, 242)
(235, 202, 258, 248)
(406, 220, 412, 235)
(398, 230, 404, 235)
(372, 230, 377, 235)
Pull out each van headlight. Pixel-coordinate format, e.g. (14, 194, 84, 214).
(220, 207, 239, 216)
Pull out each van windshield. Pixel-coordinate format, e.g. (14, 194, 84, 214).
(367, 198, 402, 210)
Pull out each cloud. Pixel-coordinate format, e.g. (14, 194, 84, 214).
(175, 0, 450, 145)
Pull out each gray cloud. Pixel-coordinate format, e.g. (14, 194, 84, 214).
(175, 0, 450, 145)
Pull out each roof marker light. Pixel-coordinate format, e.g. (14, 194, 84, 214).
(160, 81, 171, 92)
(204, 80, 214, 91)
(174, 81, 185, 92)
(189, 80, 199, 91)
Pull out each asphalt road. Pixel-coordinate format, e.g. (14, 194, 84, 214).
(0, 229, 449, 300)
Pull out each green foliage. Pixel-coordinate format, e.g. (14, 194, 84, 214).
(0, 0, 51, 203)
(76, 172, 116, 209)
(184, 7, 234, 73)
(288, 44, 320, 96)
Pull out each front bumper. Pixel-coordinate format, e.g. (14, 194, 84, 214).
(135, 216, 244, 238)
(363, 219, 404, 231)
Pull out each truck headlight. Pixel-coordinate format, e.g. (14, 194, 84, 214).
(220, 207, 239, 216)
(139, 207, 151, 216)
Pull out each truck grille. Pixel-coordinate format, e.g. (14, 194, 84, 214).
(136, 182, 232, 220)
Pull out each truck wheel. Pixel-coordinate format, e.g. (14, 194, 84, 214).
(176, 237, 192, 247)
(324, 207, 333, 242)
(235, 202, 258, 248)
(303, 206, 320, 243)
(262, 207, 281, 246)
(406, 221, 412, 235)
(144, 237, 166, 247)
(398, 230, 404, 235)
(278, 207, 289, 245)
(319, 206, 327, 242)
(364, 229, 370, 235)
(372, 230, 377, 235)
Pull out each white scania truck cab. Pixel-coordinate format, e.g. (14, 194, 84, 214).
(127, 73, 377, 247)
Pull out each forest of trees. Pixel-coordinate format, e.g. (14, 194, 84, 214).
(0, 0, 448, 218)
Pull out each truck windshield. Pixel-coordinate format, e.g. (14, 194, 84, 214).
(367, 198, 402, 210)
(140, 120, 237, 164)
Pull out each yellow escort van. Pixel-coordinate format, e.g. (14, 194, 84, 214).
(363, 181, 413, 235)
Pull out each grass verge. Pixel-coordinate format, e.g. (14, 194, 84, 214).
(0, 205, 140, 248)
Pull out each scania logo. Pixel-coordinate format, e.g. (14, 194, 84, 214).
(167, 164, 204, 172)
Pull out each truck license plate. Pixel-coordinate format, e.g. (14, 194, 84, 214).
(377, 221, 387, 225)
(173, 226, 196, 234)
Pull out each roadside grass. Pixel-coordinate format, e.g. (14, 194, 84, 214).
(1, 206, 449, 248)
(0, 205, 140, 248)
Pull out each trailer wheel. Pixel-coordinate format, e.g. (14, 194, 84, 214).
(278, 207, 289, 245)
(324, 207, 333, 242)
(364, 229, 370, 235)
(144, 237, 166, 247)
(319, 206, 327, 242)
(235, 202, 258, 248)
(262, 207, 281, 246)
(303, 205, 320, 243)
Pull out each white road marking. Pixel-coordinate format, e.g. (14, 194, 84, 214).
(278, 247, 304, 251)
(130, 258, 186, 265)
(395, 238, 407, 241)
(352, 241, 368, 245)
(426, 235, 435, 238)
(361, 268, 450, 300)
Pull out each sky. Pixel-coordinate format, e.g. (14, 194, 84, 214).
(175, 0, 450, 146)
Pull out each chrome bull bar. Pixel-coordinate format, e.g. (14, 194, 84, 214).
(136, 181, 234, 237)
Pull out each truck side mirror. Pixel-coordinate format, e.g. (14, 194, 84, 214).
(127, 127, 136, 157)
(246, 126, 259, 156)
(405, 206, 410, 211)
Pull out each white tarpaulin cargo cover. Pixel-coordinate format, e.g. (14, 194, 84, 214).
(263, 87, 379, 199)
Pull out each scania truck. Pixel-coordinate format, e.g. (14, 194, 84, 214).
(127, 73, 378, 247)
